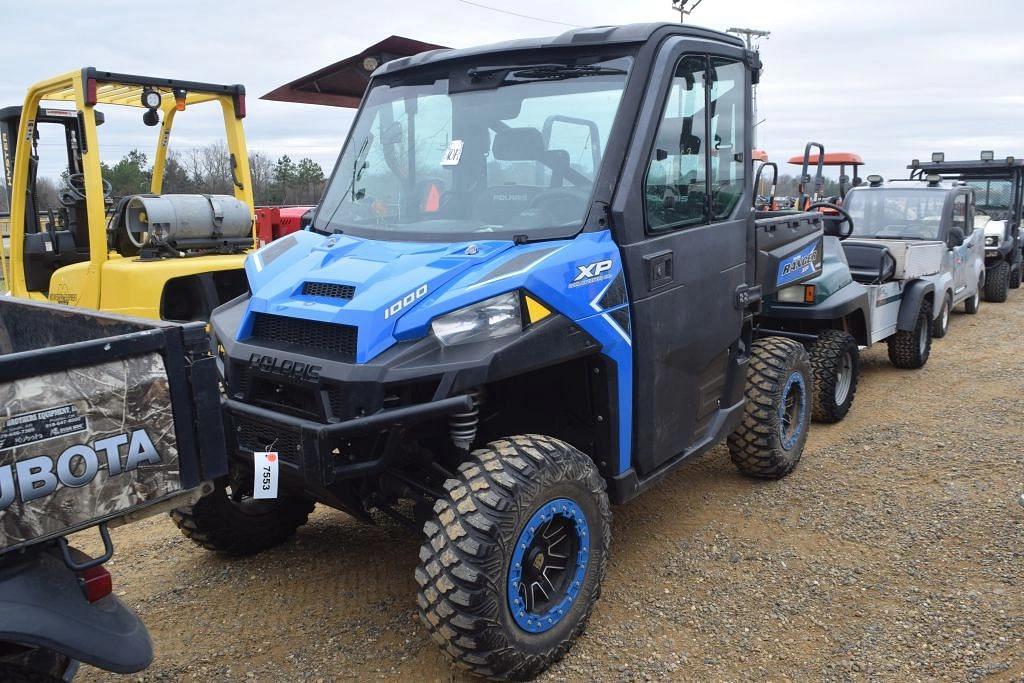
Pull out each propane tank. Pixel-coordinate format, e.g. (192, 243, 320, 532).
(125, 194, 252, 250)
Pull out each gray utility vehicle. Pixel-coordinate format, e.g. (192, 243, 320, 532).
(758, 173, 985, 422)
(910, 153, 1024, 302)
(177, 23, 825, 680)
(0, 298, 226, 682)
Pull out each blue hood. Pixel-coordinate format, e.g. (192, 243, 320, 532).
(241, 232, 517, 362)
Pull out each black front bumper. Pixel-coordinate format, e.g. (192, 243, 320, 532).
(211, 295, 602, 493)
(223, 394, 473, 487)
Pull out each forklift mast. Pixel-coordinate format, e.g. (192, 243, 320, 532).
(0, 106, 98, 243)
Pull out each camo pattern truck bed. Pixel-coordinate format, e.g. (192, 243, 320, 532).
(0, 299, 226, 553)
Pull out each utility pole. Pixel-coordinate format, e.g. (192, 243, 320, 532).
(727, 27, 770, 147)
(671, 0, 704, 23)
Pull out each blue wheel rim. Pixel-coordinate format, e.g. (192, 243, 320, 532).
(779, 370, 807, 450)
(507, 498, 590, 634)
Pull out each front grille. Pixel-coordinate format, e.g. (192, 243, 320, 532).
(236, 417, 301, 464)
(302, 281, 356, 300)
(251, 313, 357, 361)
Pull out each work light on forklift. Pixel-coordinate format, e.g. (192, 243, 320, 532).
(140, 88, 161, 110)
(980, 150, 995, 161)
(931, 152, 944, 163)
(173, 88, 187, 111)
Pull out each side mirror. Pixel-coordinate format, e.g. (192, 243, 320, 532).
(948, 226, 965, 248)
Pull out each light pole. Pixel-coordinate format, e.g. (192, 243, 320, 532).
(727, 27, 770, 147)
(671, 0, 705, 23)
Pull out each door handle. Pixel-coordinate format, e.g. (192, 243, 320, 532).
(644, 250, 674, 290)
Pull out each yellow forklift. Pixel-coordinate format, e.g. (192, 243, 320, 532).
(0, 68, 255, 320)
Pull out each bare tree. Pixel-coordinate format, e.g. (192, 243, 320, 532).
(248, 152, 274, 204)
(35, 177, 61, 212)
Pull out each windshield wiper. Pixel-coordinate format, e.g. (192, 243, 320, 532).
(318, 134, 373, 234)
(468, 63, 627, 83)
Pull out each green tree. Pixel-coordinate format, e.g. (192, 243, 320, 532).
(102, 150, 151, 197)
(161, 151, 196, 194)
(272, 155, 297, 203)
(294, 157, 326, 204)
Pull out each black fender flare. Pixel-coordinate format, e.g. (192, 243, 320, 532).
(0, 549, 152, 674)
(897, 280, 936, 331)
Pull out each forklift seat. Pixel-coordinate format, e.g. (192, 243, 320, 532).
(22, 229, 86, 293)
(842, 241, 897, 284)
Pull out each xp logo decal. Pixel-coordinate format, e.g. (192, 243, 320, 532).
(570, 259, 614, 289)
(776, 243, 821, 287)
(384, 284, 428, 319)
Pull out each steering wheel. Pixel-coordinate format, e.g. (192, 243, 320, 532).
(59, 173, 113, 206)
(807, 201, 854, 239)
(526, 188, 587, 224)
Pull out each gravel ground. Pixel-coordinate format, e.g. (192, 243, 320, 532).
(77, 294, 1024, 682)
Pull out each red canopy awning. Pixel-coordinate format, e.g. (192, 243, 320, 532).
(787, 152, 864, 166)
(261, 35, 449, 108)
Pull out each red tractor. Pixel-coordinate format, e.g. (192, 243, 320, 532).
(254, 206, 312, 246)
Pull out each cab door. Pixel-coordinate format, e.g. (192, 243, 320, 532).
(949, 191, 975, 300)
(610, 39, 753, 477)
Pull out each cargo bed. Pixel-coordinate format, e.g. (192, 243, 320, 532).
(0, 298, 226, 553)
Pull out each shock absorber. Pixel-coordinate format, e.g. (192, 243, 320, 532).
(449, 388, 482, 452)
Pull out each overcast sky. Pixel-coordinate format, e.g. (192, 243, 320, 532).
(3, 0, 1022, 183)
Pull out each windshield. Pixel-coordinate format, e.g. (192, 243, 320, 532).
(965, 180, 1013, 220)
(314, 55, 632, 241)
(844, 188, 949, 240)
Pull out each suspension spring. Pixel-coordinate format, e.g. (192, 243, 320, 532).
(449, 389, 482, 451)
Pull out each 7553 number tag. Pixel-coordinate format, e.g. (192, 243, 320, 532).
(253, 452, 279, 499)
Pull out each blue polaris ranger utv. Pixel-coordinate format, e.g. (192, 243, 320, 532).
(174, 23, 824, 679)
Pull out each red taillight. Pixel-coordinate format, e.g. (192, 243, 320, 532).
(85, 77, 98, 106)
(236, 93, 247, 119)
(79, 564, 112, 603)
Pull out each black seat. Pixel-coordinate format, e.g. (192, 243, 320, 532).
(842, 241, 897, 284)
(23, 229, 86, 293)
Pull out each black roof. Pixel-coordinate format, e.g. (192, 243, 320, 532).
(909, 158, 1024, 177)
(375, 23, 743, 77)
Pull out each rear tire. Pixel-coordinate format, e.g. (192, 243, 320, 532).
(415, 435, 610, 681)
(965, 275, 983, 313)
(984, 262, 1009, 303)
(171, 475, 314, 556)
(728, 337, 812, 479)
(0, 663, 63, 683)
(808, 330, 860, 423)
(931, 294, 951, 339)
(887, 302, 932, 369)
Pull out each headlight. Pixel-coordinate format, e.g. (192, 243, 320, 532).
(776, 284, 816, 304)
(431, 292, 522, 346)
(985, 235, 999, 247)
